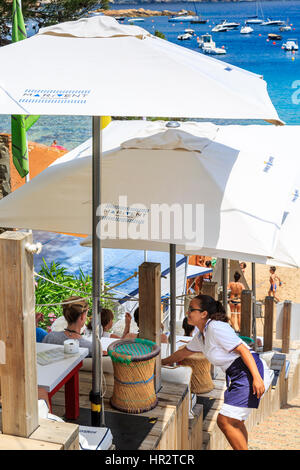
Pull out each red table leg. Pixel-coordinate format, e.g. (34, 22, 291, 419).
(65, 367, 80, 420)
(48, 361, 83, 420)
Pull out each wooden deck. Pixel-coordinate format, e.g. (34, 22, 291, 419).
(51, 370, 203, 450)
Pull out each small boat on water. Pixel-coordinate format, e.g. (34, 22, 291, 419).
(261, 18, 285, 26)
(212, 20, 240, 32)
(190, 16, 208, 24)
(279, 25, 292, 32)
(128, 18, 145, 23)
(168, 15, 195, 23)
(177, 33, 193, 40)
(115, 17, 125, 21)
(197, 33, 226, 55)
(240, 25, 254, 34)
(185, 28, 195, 34)
(246, 17, 264, 24)
(268, 33, 282, 40)
(245, 0, 264, 24)
(282, 39, 299, 51)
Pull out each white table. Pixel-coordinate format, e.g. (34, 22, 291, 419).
(37, 342, 89, 420)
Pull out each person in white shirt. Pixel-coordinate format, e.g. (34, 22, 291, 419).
(162, 294, 266, 451)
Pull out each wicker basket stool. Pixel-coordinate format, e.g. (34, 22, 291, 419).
(107, 338, 160, 414)
(180, 351, 214, 394)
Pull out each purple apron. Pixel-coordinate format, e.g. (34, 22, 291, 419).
(224, 352, 264, 409)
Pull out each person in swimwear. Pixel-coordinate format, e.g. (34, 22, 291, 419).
(228, 271, 245, 332)
(268, 266, 282, 302)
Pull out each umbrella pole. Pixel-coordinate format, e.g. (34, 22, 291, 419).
(90, 116, 105, 427)
(170, 243, 176, 355)
(251, 262, 257, 351)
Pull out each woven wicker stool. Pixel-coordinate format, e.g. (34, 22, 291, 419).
(180, 352, 214, 394)
(107, 338, 160, 414)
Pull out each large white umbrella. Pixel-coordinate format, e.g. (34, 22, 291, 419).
(0, 16, 281, 122)
(0, 15, 283, 425)
(0, 120, 298, 262)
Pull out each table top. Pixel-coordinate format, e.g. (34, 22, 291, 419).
(37, 342, 89, 392)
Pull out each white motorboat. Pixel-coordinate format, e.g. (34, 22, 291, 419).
(177, 33, 193, 40)
(261, 18, 285, 26)
(279, 25, 292, 32)
(128, 18, 145, 23)
(212, 20, 240, 32)
(168, 15, 195, 23)
(240, 25, 254, 34)
(185, 28, 195, 34)
(282, 39, 298, 51)
(198, 34, 227, 55)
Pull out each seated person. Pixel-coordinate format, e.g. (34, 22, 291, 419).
(42, 296, 93, 356)
(125, 307, 169, 344)
(85, 308, 131, 340)
(35, 312, 48, 343)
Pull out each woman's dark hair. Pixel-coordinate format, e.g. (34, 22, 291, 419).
(240, 262, 247, 269)
(234, 271, 241, 282)
(270, 266, 276, 272)
(194, 294, 228, 323)
(63, 296, 89, 324)
(205, 260, 212, 267)
(182, 316, 195, 336)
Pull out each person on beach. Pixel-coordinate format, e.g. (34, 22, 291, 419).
(228, 271, 245, 332)
(162, 294, 268, 451)
(85, 308, 132, 340)
(268, 266, 282, 302)
(42, 296, 93, 356)
(240, 262, 247, 273)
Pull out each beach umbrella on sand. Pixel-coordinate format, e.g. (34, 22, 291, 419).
(0, 16, 283, 426)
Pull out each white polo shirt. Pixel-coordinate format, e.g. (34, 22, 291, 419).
(186, 319, 249, 372)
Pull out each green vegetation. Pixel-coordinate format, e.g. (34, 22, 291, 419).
(0, 0, 109, 44)
(35, 260, 115, 330)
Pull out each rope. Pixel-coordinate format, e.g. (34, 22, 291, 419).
(106, 271, 138, 292)
(34, 271, 139, 306)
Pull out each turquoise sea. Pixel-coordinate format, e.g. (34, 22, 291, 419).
(1, 1, 300, 291)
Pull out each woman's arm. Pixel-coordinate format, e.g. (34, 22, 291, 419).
(162, 346, 194, 366)
(235, 344, 265, 398)
(121, 313, 132, 338)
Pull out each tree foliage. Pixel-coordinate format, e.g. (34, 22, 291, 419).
(0, 0, 109, 44)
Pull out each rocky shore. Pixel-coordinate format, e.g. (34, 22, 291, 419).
(93, 8, 195, 17)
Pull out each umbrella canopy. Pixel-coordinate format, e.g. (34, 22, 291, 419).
(0, 120, 298, 262)
(0, 15, 281, 122)
(268, 175, 300, 268)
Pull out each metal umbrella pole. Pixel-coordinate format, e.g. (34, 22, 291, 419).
(90, 116, 105, 427)
(170, 243, 176, 355)
(251, 262, 257, 351)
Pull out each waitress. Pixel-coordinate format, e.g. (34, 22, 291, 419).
(162, 294, 266, 451)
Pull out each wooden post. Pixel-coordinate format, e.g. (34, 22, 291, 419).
(282, 300, 292, 354)
(0, 231, 39, 437)
(201, 281, 218, 300)
(241, 290, 252, 338)
(263, 296, 274, 351)
(139, 262, 161, 392)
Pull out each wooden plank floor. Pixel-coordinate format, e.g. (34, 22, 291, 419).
(51, 370, 189, 450)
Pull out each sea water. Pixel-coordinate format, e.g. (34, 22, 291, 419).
(1, 1, 300, 290)
(0, 1, 299, 148)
